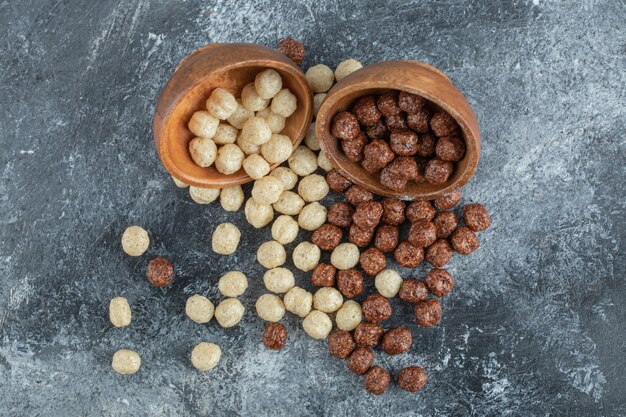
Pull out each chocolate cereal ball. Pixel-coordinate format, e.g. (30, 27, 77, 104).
(406, 201, 436, 223)
(362, 294, 392, 323)
(337, 269, 364, 298)
(425, 239, 454, 267)
(263, 322, 288, 350)
(407, 108, 431, 133)
(381, 327, 413, 355)
(311, 263, 336, 287)
(399, 280, 429, 303)
(436, 135, 466, 162)
(376, 91, 401, 116)
(348, 224, 375, 247)
(352, 201, 383, 230)
(425, 268, 454, 297)
(381, 198, 406, 225)
(434, 187, 462, 210)
(424, 158, 454, 185)
(326, 170, 352, 193)
(463, 203, 491, 232)
(375, 225, 399, 253)
(366, 121, 388, 140)
(353, 95, 382, 126)
(312, 223, 343, 251)
(397, 366, 428, 393)
(379, 161, 407, 192)
(341, 132, 368, 162)
(450, 226, 480, 255)
(344, 185, 373, 206)
(146, 257, 174, 287)
(331, 111, 361, 141)
(363, 139, 395, 172)
(414, 298, 443, 327)
(386, 113, 408, 130)
(415, 133, 437, 158)
(433, 211, 458, 238)
(277, 38, 305, 65)
(430, 111, 458, 137)
(359, 248, 387, 276)
(327, 202, 355, 228)
(364, 366, 391, 395)
(398, 91, 426, 114)
(408, 221, 438, 248)
(389, 129, 419, 156)
(327, 330, 356, 359)
(354, 322, 385, 347)
(346, 347, 374, 375)
(394, 241, 424, 268)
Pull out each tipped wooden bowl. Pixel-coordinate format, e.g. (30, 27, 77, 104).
(317, 60, 480, 201)
(153, 43, 313, 188)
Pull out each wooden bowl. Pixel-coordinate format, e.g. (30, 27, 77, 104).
(153, 43, 313, 188)
(317, 60, 480, 201)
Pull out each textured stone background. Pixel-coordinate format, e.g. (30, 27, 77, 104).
(1, 0, 625, 415)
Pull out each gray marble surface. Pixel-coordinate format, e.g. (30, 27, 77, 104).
(1, 0, 625, 415)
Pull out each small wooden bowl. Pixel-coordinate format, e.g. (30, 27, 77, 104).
(153, 43, 313, 188)
(317, 60, 480, 201)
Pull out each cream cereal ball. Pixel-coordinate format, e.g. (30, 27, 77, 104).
(243, 154, 270, 180)
(313, 93, 326, 117)
(244, 197, 274, 228)
(302, 310, 332, 339)
(218, 271, 248, 297)
(288, 146, 318, 177)
(306, 64, 334, 93)
(284, 286, 313, 318)
(298, 174, 329, 202)
(255, 294, 286, 322)
(304, 123, 320, 151)
(241, 82, 269, 112)
(211, 222, 241, 255)
(189, 186, 220, 204)
(254, 68, 283, 100)
(227, 99, 254, 129)
(240, 116, 272, 145)
(257, 240, 287, 269)
(185, 295, 215, 324)
(112, 349, 141, 375)
(206, 88, 238, 120)
(215, 144, 245, 175)
(252, 176, 284, 205)
(189, 137, 217, 167)
(172, 175, 189, 188)
(331, 243, 360, 270)
(292, 241, 321, 272)
(375, 269, 403, 298)
(191, 342, 221, 371)
(256, 107, 285, 133)
(270, 88, 297, 117)
(213, 123, 239, 145)
(335, 58, 363, 82)
(121, 226, 149, 256)
(109, 296, 131, 327)
(273, 191, 305, 216)
(271, 215, 299, 245)
(188, 110, 219, 138)
(298, 202, 327, 231)
(335, 300, 362, 331)
(270, 167, 298, 190)
(313, 287, 344, 313)
(317, 150, 334, 172)
(220, 185, 244, 212)
(263, 267, 295, 293)
(215, 298, 245, 328)
(261, 134, 292, 163)
(236, 134, 261, 155)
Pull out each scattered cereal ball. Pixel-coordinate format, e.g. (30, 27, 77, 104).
(434, 187, 462, 210)
(326, 169, 352, 193)
(362, 294, 392, 323)
(331, 243, 360, 270)
(335, 58, 362, 81)
(236, 134, 261, 155)
(171, 175, 189, 188)
(317, 150, 334, 172)
(219, 185, 244, 211)
(312, 263, 337, 287)
(212, 123, 239, 145)
(252, 176, 284, 205)
(302, 310, 332, 339)
(215, 144, 245, 175)
(185, 295, 215, 324)
(397, 366, 428, 393)
(306, 64, 334, 93)
(345, 185, 373, 208)
(277, 37, 305, 65)
(425, 239, 454, 267)
(399, 280, 429, 303)
(261, 133, 292, 163)
(206, 88, 238, 120)
(189, 186, 220, 204)
(414, 298, 442, 327)
(284, 286, 313, 317)
(215, 298, 245, 328)
(191, 342, 221, 371)
(304, 123, 320, 151)
(328, 329, 356, 359)
(313, 287, 344, 313)
(146, 257, 174, 287)
(311, 223, 343, 251)
(273, 191, 305, 216)
(450, 226, 480, 255)
(271, 88, 297, 117)
(263, 322, 288, 350)
(298, 174, 329, 202)
(243, 154, 271, 179)
(218, 271, 248, 297)
(244, 197, 274, 228)
(227, 99, 254, 129)
(111, 349, 141, 375)
(109, 296, 131, 327)
(241, 83, 269, 112)
(288, 146, 318, 176)
(381, 327, 412, 355)
(255, 68, 283, 100)
(347, 346, 374, 375)
(188, 110, 219, 138)
(354, 322, 385, 347)
(337, 269, 364, 298)
(240, 116, 272, 145)
(256, 294, 285, 322)
(463, 203, 492, 232)
(121, 226, 149, 256)
(263, 267, 295, 293)
(211, 222, 241, 255)
(270, 167, 298, 190)
(313, 93, 326, 117)
(335, 300, 362, 331)
(425, 268, 454, 297)
(364, 366, 391, 395)
(298, 202, 327, 231)
(271, 215, 299, 245)
(257, 240, 286, 269)
(293, 241, 321, 272)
